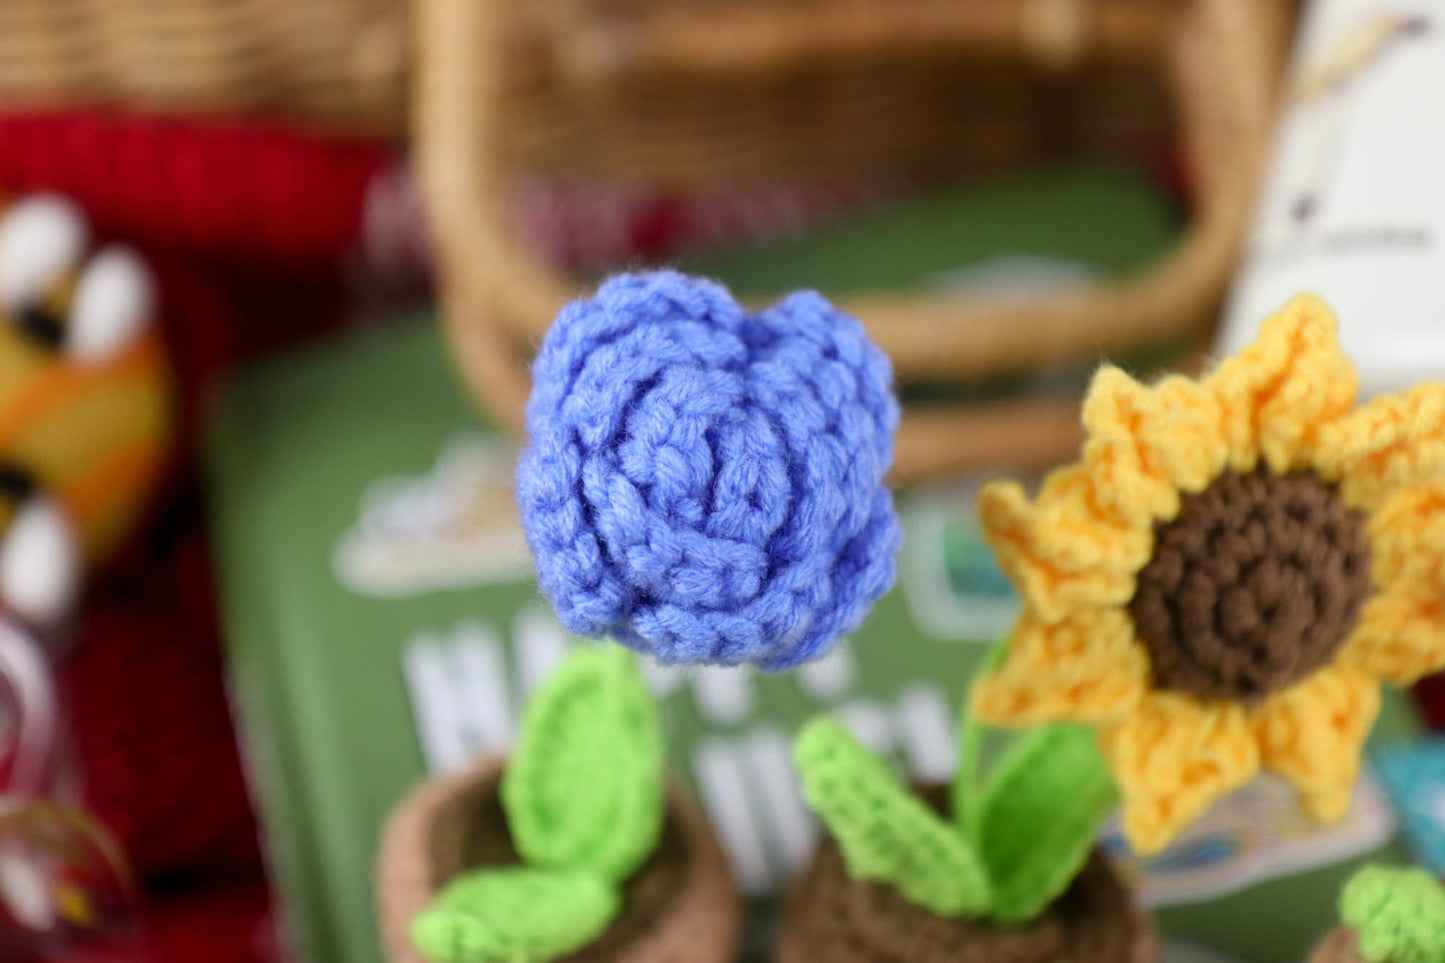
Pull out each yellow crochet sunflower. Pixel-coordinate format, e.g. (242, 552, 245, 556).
(972, 294, 1445, 854)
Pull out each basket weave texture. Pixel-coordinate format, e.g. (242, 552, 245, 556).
(416, 0, 1295, 481)
(0, 0, 409, 134)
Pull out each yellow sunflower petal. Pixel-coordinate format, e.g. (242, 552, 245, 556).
(978, 467, 1151, 624)
(1082, 367, 1229, 529)
(1100, 693, 1260, 854)
(1367, 478, 1445, 594)
(1340, 590, 1445, 685)
(1315, 383, 1445, 511)
(1253, 665, 1381, 823)
(970, 608, 1149, 726)
(1207, 294, 1358, 475)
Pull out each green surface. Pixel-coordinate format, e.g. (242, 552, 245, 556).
(208, 317, 992, 963)
(210, 324, 466, 963)
(207, 163, 1416, 962)
(208, 315, 1420, 963)
(684, 162, 1181, 296)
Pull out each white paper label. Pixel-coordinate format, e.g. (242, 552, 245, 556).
(1219, 0, 1444, 396)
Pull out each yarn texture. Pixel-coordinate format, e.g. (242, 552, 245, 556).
(1131, 468, 1372, 703)
(410, 866, 620, 963)
(404, 646, 715, 963)
(501, 645, 664, 884)
(791, 711, 1115, 927)
(793, 717, 991, 919)
(1341, 865, 1445, 963)
(0, 194, 171, 568)
(517, 271, 900, 668)
(973, 725, 1118, 925)
(776, 843, 1155, 963)
(970, 294, 1445, 853)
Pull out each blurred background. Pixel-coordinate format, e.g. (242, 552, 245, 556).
(0, 0, 1442, 960)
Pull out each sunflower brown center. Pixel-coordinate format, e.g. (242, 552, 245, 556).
(1129, 468, 1372, 703)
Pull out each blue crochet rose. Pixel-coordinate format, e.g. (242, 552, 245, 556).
(517, 272, 901, 669)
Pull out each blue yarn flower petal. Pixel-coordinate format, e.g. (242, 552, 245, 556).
(517, 271, 901, 669)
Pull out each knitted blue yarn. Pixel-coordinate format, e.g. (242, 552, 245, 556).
(517, 271, 901, 669)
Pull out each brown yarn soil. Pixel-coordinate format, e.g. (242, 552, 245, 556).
(1130, 468, 1372, 704)
(1308, 927, 1366, 963)
(775, 791, 1159, 963)
(375, 758, 741, 963)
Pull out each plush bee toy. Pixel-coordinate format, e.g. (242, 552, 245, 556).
(0, 194, 171, 638)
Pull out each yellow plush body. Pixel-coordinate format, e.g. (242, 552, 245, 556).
(0, 326, 169, 565)
(0, 195, 170, 575)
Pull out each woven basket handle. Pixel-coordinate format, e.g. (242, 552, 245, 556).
(415, 0, 1282, 480)
(549, 0, 1178, 85)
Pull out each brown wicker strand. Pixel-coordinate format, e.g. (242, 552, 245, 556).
(415, 0, 1289, 481)
(0, 0, 408, 134)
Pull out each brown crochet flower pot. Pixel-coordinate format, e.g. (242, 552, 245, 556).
(1308, 928, 1366, 963)
(375, 757, 742, 963)
(776, 790, 1158, 963)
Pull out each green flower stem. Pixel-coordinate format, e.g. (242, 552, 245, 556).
(954, 640, 1008, 837)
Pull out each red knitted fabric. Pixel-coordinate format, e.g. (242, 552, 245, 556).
(58, 486, 262, 882)
(4, 879, 284, 963)
(1415, 674, 1445, 730)
(145, 880, 287, 963)
(506, 178, 893, 270)
(0, 112, 905, 274)
(42, 232, 349, 887)
(0, 112, 391, 267)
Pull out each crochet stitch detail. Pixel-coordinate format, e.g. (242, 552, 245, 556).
(1131, 468, 1371, 702)
(971, 294, 1445, 853)
(793, 717, 991, 918)
(777, 843, 1152, 963)
(975, 726, 1119, 924)
(410, 866, 620, 963)
(1341, 865, 1445, 963)
(501, 645, 664, 883)
(517, 271, 900, 668)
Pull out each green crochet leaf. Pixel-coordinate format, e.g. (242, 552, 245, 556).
(410, 866, 620, 963)
(975, 725, 1118, 925)
(793, 716, 993, 918)
(501, 645, 664, 882)
(1342, 865, 1445, 963)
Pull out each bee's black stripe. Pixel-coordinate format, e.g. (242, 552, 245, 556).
(0, 465, 36, 503)
(16, 305, 65, 352)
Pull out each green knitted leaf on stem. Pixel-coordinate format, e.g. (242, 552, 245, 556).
(502, 645, 664, 882)
(411, 866, 620, 963)
(1342, 865, 1445, 963)
(794, 716, 993, 918)
(976, 725, 1118, 925)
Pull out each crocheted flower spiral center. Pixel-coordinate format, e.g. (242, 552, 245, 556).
(1129, 469, 1372, 703)
(517, 273, 900, 668)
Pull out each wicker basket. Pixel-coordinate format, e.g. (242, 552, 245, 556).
(416, 0, 1294, 482)
(0, 0, 409, 135)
